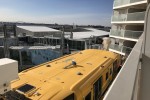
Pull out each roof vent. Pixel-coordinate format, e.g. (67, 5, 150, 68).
(79, 52, 82, 54)
(46, 65, 51, 67)
(101, 66, 105, 68)
(77, 72, 83, 75)
(72, 60, 77, 66)
(17, 84, 35, 94)
(0, 58, 18, 95)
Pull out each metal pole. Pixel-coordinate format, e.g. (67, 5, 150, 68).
(19, 50, 22, 71)
(60, 26, 64, 56)
(3, 24, 9, 58)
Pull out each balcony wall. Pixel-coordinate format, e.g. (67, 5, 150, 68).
(105, 34, 143, 100)
(112, 11, 145, 22)
(109, 44, 132, 55)
(110, 29, 143, 39)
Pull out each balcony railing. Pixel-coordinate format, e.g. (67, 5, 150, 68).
(109, 44, 132, 55)
(114, 0, 146, 7)
(110, 29, 143, 39)
(104, 34, 143, 100)
(112, 11, 145, 22)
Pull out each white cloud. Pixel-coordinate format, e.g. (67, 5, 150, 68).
(0, 8, 111, 26)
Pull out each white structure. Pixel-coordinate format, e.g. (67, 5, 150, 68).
(17, 26, 62, 37)
(104, 2, 150, 100)
(65, 28, 109, 50)
(66, 28, 109, 40)
(109, 0, 147, 55)
(0, 58, 18, 94)
(103, 37, 111, 50)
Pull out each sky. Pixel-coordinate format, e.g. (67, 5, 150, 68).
(0, 0, 113, 26)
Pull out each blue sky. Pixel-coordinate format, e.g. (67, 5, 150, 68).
(0, 0, 113, 26)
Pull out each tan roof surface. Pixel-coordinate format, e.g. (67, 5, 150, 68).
(11, 49, 118, 100)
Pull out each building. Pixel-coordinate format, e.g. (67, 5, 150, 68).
(103, 0, 150, 100)
(0, 25, 110, 71)
(9, 46, 60, 71)
(109, 0, 147, 55)
(65, 28, 109, 51)
(17, 26, 62, 37)
(17, 26, 109, 52)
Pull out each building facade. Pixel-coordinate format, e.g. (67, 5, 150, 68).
(109, 0, 147, 55)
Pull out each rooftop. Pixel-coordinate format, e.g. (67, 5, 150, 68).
(11, 49, 118, 100)
(9, 46, 60, 50)
(17, 26, 61, 33)
(65, 28, 109, 39)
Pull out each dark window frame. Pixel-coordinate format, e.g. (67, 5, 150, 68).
(93, 76, 102, 100)
(106, 72, 109, 80)
(63, 93, 74, 100)
(85, 92, 91, 100)
(110, 68, 112, 75)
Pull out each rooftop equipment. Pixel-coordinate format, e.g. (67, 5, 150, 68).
(0, 58, 18, 95)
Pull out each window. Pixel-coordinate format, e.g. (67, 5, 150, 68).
(93, 76, 102, 100)
(110, 68, 112, 75)
(47, 57, 49, 61)
(63, 93, 74, 100)
(35, 50, 37, 54)
(85, 92, 91, 100)
(106, 72, 109, 80)
(113, 60, 117, 73)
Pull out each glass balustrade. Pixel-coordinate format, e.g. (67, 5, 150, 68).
(124, 30, 143, 39)
(127, 11, 145, 21)
(109, 44, 132, 55)
(112, 11, 145, 22)
(110, 29, 143, 39)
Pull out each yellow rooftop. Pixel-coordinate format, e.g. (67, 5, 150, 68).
(10, 49, 119, 100)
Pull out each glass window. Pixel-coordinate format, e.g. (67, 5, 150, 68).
(113, 60, 117, 73)
(93, 76, 102, 100)
(63, 93, 74, 100)
(106, 72, 109, 80)
(85, 92, 91, 100)
(110, 68, 112, 75)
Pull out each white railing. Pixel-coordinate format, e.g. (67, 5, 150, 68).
(104, 34, 143, 100)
